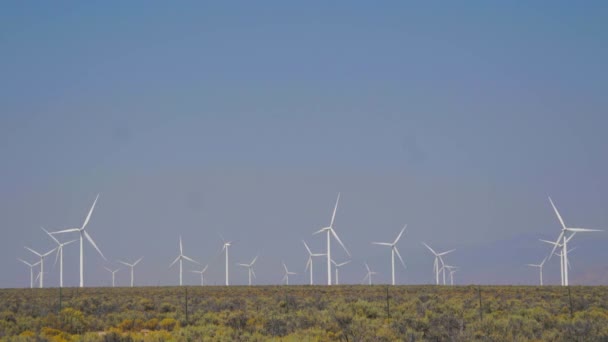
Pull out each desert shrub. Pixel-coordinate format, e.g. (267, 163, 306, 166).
(264, 317, 288, 337)
(158, 317, 179, 331)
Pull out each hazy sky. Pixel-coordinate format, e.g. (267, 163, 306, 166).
(2, 2, 608, 288)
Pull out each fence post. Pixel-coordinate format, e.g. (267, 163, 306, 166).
(568, 287, 574, 319)
(478, 286, 483, 322)
(386, 286, 390, 320)
(185, 287, 189, 325)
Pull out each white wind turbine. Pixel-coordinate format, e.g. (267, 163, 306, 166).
(282, 262, 296, 285)
(220, 237, 233, 286)
(548, 197, 603, 286)
(303, 241, 325, 285)
(447, 267, 458, 286)
(24, 247, 56, 288)
(238, 256, 258, 286)
(104, 267, 120, 287)
(170, 236, 199, 286)
(42, 227, 77, 288)
(190, 265, 209, 286)
(363, 262, 377, 285)
(118, 258, 143, 287)
(540, 234, 576, 286)
(313, 193, 350, 285)
(51, 194, 106, 287)
(422, 243, 455, 285)
(331, 260, 350, 285)
(372, 225, 407, 285)
(18, 259, 40, 288)
(526, 257, 546, 286)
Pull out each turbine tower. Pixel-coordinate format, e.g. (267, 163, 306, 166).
(24, 247, 56, 288)
(548, 197, 603, 286)
(42, 227, 77, 288)
(303, 241, 325, 285)
(363, 262, 377, 285)
(18, 258, 40, 288)
(331, 259, 350, 285)
(238, 256, 258, 286)
(118, 258, 143, 287)
(170, 236, 198, 286)
(104, 267, 120, 287)
(422, 243, 455, 285)
(526, 258, 546, 286)
(190, 265, 209, 286)
(540, 234, 575, 286)
(313, 193, 350, 285)
(220, 237, 233, 286)
(51, 194, 106, 287)
(372, 225, 407, 285)
(282, 262, 296, 285)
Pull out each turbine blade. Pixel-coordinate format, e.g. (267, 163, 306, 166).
(282, 262, 288, 273)
(169, 256, 180, 268)
(251, 255, 258, 265)
(82, 194, 100, 229)
(202, 265, 208, 273)
(64, 239, 78, 247)
(306, 258, 311, 271)
(237, 263, 249, 267)
(338, 260, 351, 267)
(313, 228, 327, 235)
(179, 236, 183, 255)
(42, 227, 60, 244)
(53, 247, 61, 268)
(539, 239, 559, 246)
(394, 247, 406, 269)
(331, 229, 350, 256)
(567, 228, 603, 232)
(134, 257, 143, 266)
(438, 249, 455, 256)
(251, 269, 256, 279)
(182, 255, 199, 264)
(84, 230, 106, 260)
(372, 242, 392, 246)
(51, 228, 81, 234)
(302, 240, 313, 255)
(548, 231, 564, 261)
(18, 258, 32, 267)
(24, 247, 42, 257)
(393, 225, 407, 245)
(365, 263, 370, 272)
(548, 196, 567, 230)
(42, 247, 57, 257)
(329, 193, 340, 228)
(422, 242, 437, 255)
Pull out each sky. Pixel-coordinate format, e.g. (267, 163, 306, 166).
(1, 1, 608, 288)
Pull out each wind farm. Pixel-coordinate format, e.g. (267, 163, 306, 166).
(3, 1, 608, 340)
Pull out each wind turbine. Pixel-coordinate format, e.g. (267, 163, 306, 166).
(526, 257, 546, 286)
(303, 241, 325, 285)
(447, 267, 458, 286)
(50, 194, 106, 287)
(371, 225, 407, 285)
(540, 233, 576, 286)
(190, 265, 209, 286)
(422, 243, 455, 285)
(363, 262, 377, 285)
(170, 236, 199, 286)
(548, 197, 603, 286)
(282, 262, 296, 285)
(220, 236, 233, 286)
(24, 247, 56, 288)
(18, 259, 40, 288)
(238, 256, 258, 286)
(118, 258, 143, 287)
(331, 259, 350, 285)
(104, 267, 120, 287)
(313, 193, 350, 285)
(42, 227, 77, 288)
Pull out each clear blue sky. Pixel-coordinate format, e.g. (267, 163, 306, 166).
(1, 2, 608, 288)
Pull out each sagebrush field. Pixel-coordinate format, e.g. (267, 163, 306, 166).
(1, 285, 607, 341)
